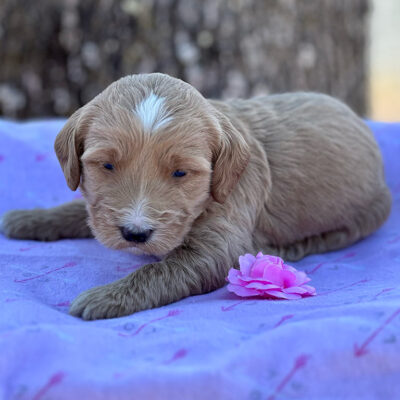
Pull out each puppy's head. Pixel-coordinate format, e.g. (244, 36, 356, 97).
(55, 74, 249, 256)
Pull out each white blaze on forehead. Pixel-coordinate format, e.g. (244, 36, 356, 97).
(121, 199, 152, 232)
(134, 92, 172, 133)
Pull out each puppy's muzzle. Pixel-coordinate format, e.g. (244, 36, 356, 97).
(119, 226, 154, 243)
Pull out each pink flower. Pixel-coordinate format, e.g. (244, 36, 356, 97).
(226, 252, 316, 299)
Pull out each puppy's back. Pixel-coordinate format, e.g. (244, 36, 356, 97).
(221, 92, 391, 245)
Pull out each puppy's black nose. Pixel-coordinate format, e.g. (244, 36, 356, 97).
(119, 226, 153, 243)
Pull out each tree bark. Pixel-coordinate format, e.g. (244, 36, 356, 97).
(0, 0, 369, 118)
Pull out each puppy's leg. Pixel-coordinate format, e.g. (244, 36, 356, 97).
(273, 229, 358, 261)
(1, 199, 93, 241)
(258, 186, 392, 262)
(69, 211, 255, 320)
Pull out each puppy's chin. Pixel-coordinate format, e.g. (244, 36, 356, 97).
(123, 246, 154, 256)
(113, 238, 171, 258)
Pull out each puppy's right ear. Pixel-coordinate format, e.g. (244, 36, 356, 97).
(54, 107, 89, 191)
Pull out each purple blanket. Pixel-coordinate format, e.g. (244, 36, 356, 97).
(0, 119, 399, 400)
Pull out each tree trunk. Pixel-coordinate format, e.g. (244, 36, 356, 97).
(0, 0, 369, 118)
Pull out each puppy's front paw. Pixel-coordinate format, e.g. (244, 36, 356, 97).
(1, 209, 59, 241)
(69, 282, 136, 320)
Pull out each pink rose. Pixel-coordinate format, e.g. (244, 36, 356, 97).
(227, 252, 316, 299)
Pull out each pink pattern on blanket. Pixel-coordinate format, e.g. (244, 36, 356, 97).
(32, 371, 65, 400)
(52, 301, 71, 307)
(273, 314, 294, 328)
(14, 262, 77, 283)
(318, 279, 370, 296)
(387, 235, 400, 244)
(163, 348, 188, 364)
(5, 298, 18, 303)
(35, 153, 47, 162)
(306, 251, 357, 274)
(19, 246, 35, 252)
(221, 300, 256, 312)
(372, 287, 395, 301)
(267, 354, 310, 400)
(354, 307, 400, 357)
(118, 309, 182, 337)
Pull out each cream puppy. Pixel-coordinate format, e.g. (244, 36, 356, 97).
(2, 73, 391, 319)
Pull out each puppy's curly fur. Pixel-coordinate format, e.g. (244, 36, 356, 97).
(2, 73, 391, 320)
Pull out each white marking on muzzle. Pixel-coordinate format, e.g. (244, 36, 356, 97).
(134, 92, 172, 133)
(121, 199, 153, 232)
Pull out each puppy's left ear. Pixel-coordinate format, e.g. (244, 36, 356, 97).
(211, 112, 250, 203)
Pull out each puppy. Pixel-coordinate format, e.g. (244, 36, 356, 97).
(2, 73, 391, 320)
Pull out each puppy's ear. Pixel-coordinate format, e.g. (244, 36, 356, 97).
(54, 107, 90, 191)
(211, 112, 250, 203)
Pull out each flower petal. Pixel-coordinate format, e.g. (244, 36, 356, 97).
(226, 268, 242, 285)
(283, 286, 310, 294)
(264, 255, 284, 268)
(302, 285, 317, 295)
(294, 270, 311, 286)
(245, 282, 281, 290)
(239, 254, 256, 275)
(250, 259, 269, 278)
(281, 269, 297, 288)
(236, 275, 274, 283)
(265, 290, 302, 300)
(227, 284, 260, 297)
(282, 263, 297, 273)
(262, 264, 284, 286)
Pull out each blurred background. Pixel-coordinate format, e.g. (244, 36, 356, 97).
(0, 0, 398, 121)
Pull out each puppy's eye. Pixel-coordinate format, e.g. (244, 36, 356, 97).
(103, 163, 114, 170)
(172, 170, 186, 178)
